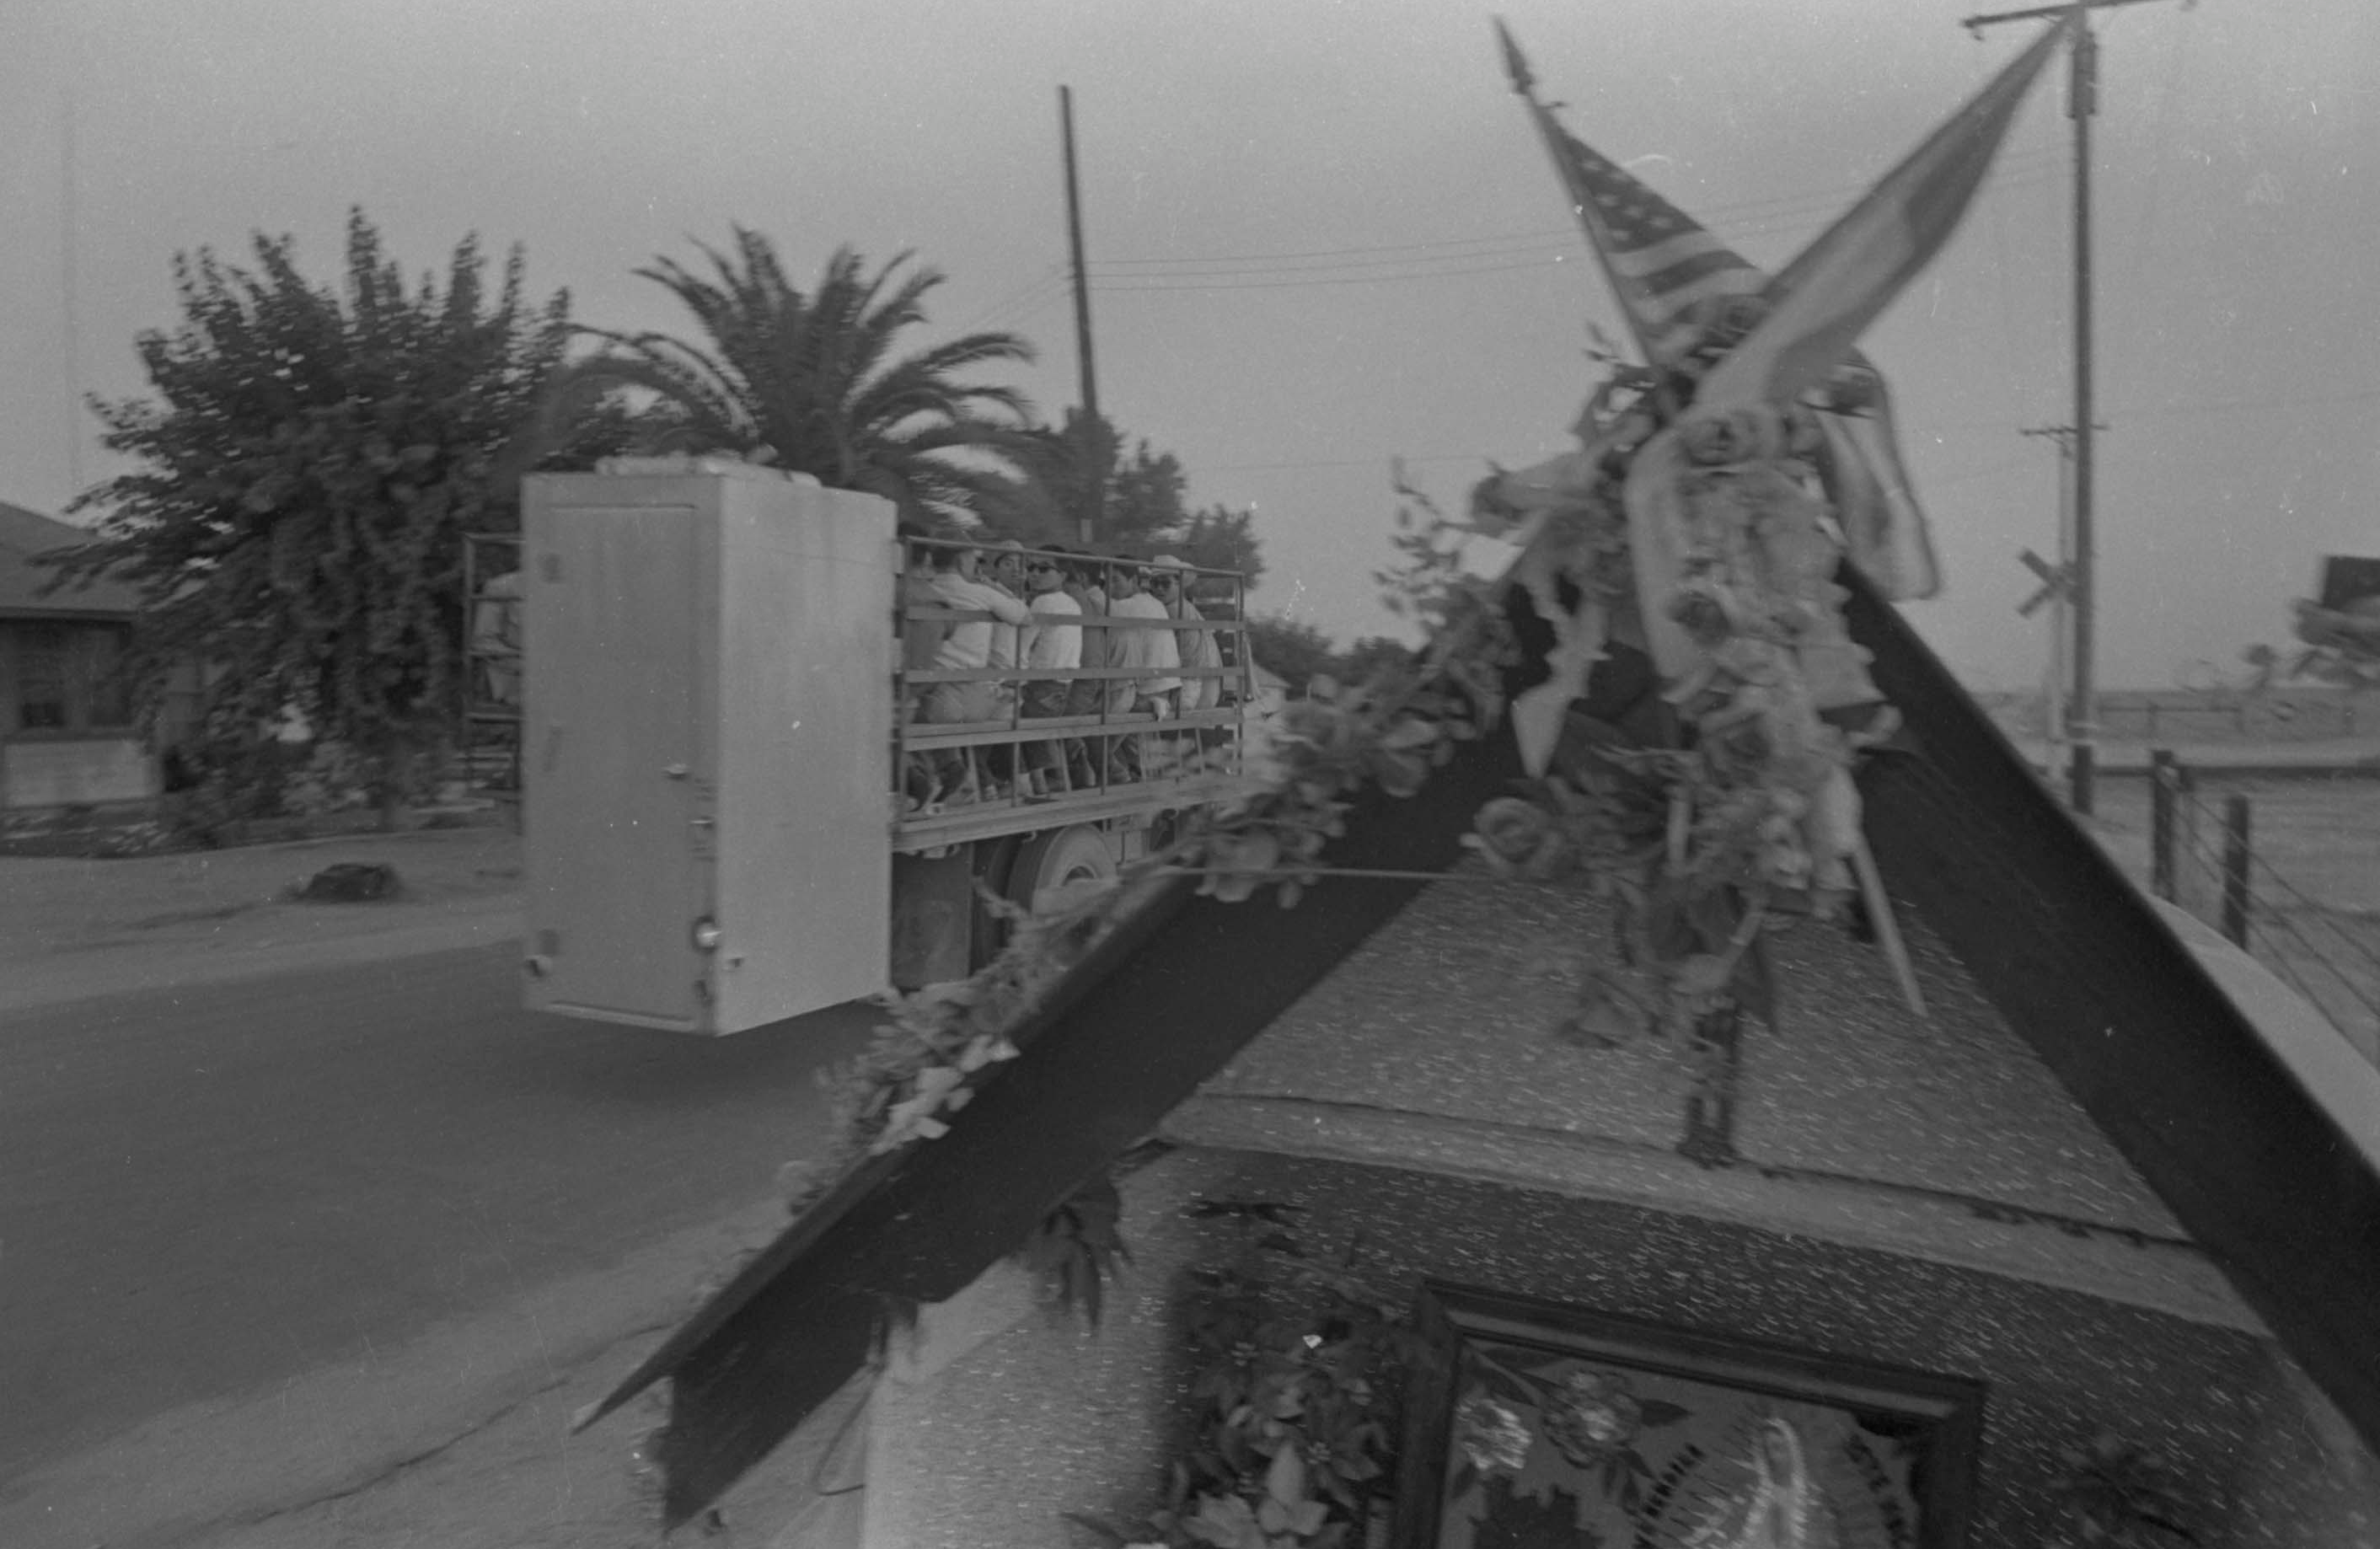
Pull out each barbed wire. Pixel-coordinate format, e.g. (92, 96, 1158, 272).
(2164, 786, 2380, 1027)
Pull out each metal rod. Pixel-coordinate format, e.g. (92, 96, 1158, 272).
(1853, 838, 1929, 1020)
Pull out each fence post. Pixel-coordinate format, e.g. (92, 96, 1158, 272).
(2222, 794, 2252, 948)
(2174, 763, 2200, 911)
(2149, 749, 2177, 902)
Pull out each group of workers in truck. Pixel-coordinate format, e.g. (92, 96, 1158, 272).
(897, 524, 1242, 808)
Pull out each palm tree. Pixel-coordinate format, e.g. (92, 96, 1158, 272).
(579, 228, 1040, 523)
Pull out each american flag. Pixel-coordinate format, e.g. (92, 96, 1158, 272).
(1496, 20, 1948, 598)
(1537, 121, 1767, 369)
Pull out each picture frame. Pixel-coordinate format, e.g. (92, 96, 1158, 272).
(1391, 1282, 1988, 1549)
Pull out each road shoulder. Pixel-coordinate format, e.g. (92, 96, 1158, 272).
(1, 1198, 796, 1549)
(0, 825, 526, 1016)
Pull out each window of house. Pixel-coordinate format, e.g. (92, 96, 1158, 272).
(11, 623, 135, 733)
(78, 626, 134, 728)
(16, 625, 68, 730)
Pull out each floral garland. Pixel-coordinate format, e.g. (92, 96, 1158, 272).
(1067, 1199, 1419, 1549)
(1460, 362, 1920, 1045)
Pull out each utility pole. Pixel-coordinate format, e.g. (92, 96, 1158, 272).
(1058, 86, 1102, 544)
(2017, 422, 2104, 776)
(1962, 0, 2178, 814)
(62, 92, 83, 492)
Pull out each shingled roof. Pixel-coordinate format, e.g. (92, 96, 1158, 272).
(594, 567, 2380, 1529)
(0, 503, 141, 617)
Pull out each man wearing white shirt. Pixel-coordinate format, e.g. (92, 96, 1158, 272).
(923, 543, 1032, 798)
(984, 540, 1028, 693)
(1016, 552, 1083, 796)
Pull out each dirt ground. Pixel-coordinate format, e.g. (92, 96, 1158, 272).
(2079, 771, 2380, 1063)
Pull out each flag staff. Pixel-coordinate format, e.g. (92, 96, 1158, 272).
(1058, 85, 1102, 544)
(1961, 0, 2184, 813)
(1493, 20, 1670, 421)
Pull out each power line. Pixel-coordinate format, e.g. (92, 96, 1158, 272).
(1090, 239, 1575, 281)
(1091, 254, 1580, 293)
(1091, 150, 2061, 276)
(2113, 383, 2380, 421)
(1084, 172, 2056, 293)
(1206, 451, 1521, 474)
(1096, 227, 1578, 267)
(956, 264, 1068, 335)
(979, 276, 1071, 335)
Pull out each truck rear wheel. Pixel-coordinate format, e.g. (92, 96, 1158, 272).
(1005, 824, 1118, 916)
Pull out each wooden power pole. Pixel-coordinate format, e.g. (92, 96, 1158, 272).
(1962, 0, 2179, 813)
(1058, 86, 1102, 544)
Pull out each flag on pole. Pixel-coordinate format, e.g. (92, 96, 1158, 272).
(1497, 19, 1762, 370)
(1493, 19, 1954, 598)
(1693, 13, 2074, 416)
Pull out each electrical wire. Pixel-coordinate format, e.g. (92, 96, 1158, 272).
(1091, 253, 1579, 293)
(1091, 241, 1574, 282)
(954, 264, 1068, 334)
(1096, 226, 1579, 267)
(1088, 150, 2064, 278)
(1207, 451, 1536, 474)
(993, 287, 1070, 335)
(2114, 384, 2380, 421)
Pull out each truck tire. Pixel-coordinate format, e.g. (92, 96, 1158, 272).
(1005, 823, 1119, 916)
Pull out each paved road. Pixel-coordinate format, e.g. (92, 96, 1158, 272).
(0, 940, 874, 1483)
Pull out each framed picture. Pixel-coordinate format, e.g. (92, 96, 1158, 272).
(1392, 1283, 1987, 1549)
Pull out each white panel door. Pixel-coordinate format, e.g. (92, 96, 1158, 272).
(525, 505, 709, 1027)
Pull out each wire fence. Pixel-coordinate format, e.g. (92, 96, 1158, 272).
(2146, 756, 2380, 1067)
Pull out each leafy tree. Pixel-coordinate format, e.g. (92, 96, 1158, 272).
(1336, 634, 1415, 683)
(582, 228, 1038, 523)
(1238, 620, 1416, 696)
(1004, 407, 1266, 586)
(1244, 615, 1337, 694)
(44, 209, 586, 823)
(1174, 506, 1264, 588)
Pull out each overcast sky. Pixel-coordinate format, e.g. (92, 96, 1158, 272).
(4, 0, 2374, 691)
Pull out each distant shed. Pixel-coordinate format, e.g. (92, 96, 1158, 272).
(0, 502, 154, 811)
